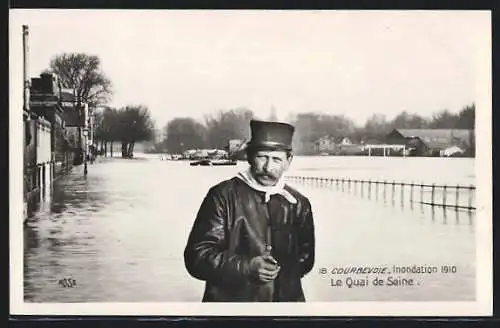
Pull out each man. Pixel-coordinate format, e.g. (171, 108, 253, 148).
(184, 120, 315, 302)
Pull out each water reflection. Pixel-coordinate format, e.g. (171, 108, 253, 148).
(24, 165, 110, 302)
(289, 175, 476, 227)
(23, 157, 476, 302)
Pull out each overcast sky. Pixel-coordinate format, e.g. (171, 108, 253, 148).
(10, 10, 490, 128)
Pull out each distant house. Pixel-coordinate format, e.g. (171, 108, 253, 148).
(314, 135, 353, 154)
(315, 135, 336, 154)
(228, 139, 246, 153)
(386, 129, 473, 156)
(441, 145, 465, 157)
(228, 139, 248, 160)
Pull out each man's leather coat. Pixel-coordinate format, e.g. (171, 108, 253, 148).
(184, 177, 315, 302)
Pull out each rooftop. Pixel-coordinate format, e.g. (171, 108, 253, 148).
(391, 128, 472, 149)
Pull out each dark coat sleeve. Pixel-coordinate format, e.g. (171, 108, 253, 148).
(297, 199, 315, 277)
(184, 186, 252, 287)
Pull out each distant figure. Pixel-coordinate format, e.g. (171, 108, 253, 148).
(89, 145, 97, 163)
(184, 120, 315, 302)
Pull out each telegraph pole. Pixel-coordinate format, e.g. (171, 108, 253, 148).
(23, 25, 30, 114)
(22, 25, 30, 221)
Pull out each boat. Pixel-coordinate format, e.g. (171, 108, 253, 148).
(211, 159, 237, 166)
(190, 159, 212, 166)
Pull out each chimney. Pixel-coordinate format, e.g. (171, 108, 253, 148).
(23, 25, 30, 111)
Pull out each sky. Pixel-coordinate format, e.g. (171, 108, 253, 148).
(10, 10, 490, 129)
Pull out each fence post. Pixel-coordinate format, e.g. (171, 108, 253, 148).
(391, 181, 396, 205)
(443, 185, 447, 208)
(410, 183, 414, 203)
(409, 183, 414, 211)
(401, 182, 405, 203)
(420, 182, 424, 205)
(368, 180, 371, 199)
(431, 183, 436, 205)
(455, 184, 460, 209)
(468, 185, 473, 210)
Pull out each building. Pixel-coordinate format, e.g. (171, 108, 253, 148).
(29, 73, 74, 176)
(314, 135, 353, 155)
(24, 71, 62, 214)
(228, 139, 248, 160)
(25, 72, 89, 216)
(60, 88, 89, 166)
(22, 25, 91, 220)
(228, 139, 245, 153)
(386, 128, 473, 156)
(441, 145, 465, 157)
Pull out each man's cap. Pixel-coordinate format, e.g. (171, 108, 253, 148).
(247, 120, 295, 151)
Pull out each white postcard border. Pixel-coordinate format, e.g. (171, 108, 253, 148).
(9, 9, 493, 317)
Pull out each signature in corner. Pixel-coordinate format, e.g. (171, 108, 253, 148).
(58, 278, 77, 288)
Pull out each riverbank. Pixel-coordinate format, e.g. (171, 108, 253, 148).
(149, 153, 475, 186)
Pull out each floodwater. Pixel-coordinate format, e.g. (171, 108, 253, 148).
(23, 154, 476, 302)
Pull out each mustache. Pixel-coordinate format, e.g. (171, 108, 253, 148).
(255, 172, 279, 180)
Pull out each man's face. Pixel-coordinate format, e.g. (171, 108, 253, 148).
(249, 149, 293, 186)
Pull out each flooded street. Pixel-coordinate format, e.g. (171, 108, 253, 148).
(24, 155, 476, 302)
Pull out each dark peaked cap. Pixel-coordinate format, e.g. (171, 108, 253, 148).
(247, 120, 295, 151)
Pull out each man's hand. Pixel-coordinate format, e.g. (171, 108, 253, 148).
(249, 255, 281, 283)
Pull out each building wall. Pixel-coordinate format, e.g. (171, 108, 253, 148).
(316, 137, 336, 153)
(24, 119, 37, 195)
(229, 139, 244, 153)
(340, 137, 352, 145)
(65, 127, 82, 149)
(36, 117, 52, 164)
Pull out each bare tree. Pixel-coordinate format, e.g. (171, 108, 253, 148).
(45, 53, 112, 109)
(115, 105, 155, 158)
